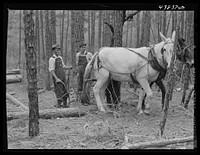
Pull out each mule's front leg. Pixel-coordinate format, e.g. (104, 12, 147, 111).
(137, 79, 153, 115)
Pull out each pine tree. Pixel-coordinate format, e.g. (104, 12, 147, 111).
(23, 10, 39, 137)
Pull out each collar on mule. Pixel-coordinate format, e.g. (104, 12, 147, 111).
(148, 46, 167, 81)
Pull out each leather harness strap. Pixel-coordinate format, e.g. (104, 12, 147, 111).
(126, 47, 167, 83)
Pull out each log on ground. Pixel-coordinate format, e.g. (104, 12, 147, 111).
(7, 107, 86, 121)
(6, 69, 21, 75)
(122, 136, 194, 149)
(6, 74, 22, 84)
(6, 92, 29, 111)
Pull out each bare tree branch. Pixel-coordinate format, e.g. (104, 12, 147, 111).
(125, 10, 141, 22)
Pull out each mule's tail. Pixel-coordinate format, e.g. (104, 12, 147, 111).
(81, 52, 99, 103)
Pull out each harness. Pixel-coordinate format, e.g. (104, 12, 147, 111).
(126, 45, 168, 83)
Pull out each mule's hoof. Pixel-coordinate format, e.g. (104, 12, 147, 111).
(99, 108, 106, 112)
(138, 109, 144, 115)
(144, 109, 150, 115)
(145, 103, 150, 110)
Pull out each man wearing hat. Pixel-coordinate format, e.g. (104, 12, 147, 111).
(49, 44, 72, 108)
(76, 43, 93, 95)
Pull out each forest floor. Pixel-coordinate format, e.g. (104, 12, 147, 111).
(6, 81, 195, 150)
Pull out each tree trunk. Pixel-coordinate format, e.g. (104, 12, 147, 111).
(157, 11, 161, 42)
(166, 11, 173, 36)
(23, 10, 39, 137)
(50, 10, 56, 45)
(181, 64, 190, 106)
(60, 10, 65, 57)
(40, 10, 45, 64)
(65, 11, 70, 63)
(140, 11, 151, 46)
(186, 11, 193, 44)
(35, 10, 40, 73)
(180, 11, 185, 37)
(172, 11, 177, 33)
(90, 11, 95, 53)
(136, 12, 140, 47)
(18, 10, 22, 69)
(45, 10, 52, 90)
(182, 11, 194, 108)
(103, 11, 111, 46)
(71, 10, 84, 75)
(129, 20, 133, 47)
(160, 24, 180, 136)
(88, 11, 91, 51)
(98, 11, 102, 48)
(110, 10, 124, 104)
(184, 11, 188, 39)
(162, 11, 166, 36)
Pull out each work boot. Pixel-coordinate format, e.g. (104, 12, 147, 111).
(63, 96, 69, 108)
(54, 100, 62, 108)
(63, 100, 69, 108)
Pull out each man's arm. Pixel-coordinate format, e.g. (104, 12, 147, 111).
(59, 56, 72, 70)
(50, 70, 61, 83)
(75, 52, 79, 66)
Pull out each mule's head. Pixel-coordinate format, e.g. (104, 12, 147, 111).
(159, 31, 175, 68)
(177, 37, 194, 68)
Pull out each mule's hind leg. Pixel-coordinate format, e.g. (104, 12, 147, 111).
(137, 88, 146, 115)
(99, 77, 110, 109)
(93, 68, 110, 112)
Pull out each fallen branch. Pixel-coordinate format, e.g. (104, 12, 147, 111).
(7, 107, 86, 121)
(122, 136, 194, 149)
(6, 92, 29, 111)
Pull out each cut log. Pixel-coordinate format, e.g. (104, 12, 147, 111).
(6, 74, 22, 84)
(6, 92, 29, 111)
(7, 107, 86, 121)
(122, 136, 194, 149)
(6, 69, 21, 75)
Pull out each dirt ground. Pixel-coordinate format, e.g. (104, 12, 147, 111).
(6, 82, 195, 150)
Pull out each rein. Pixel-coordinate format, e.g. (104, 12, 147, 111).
(125, 48, 149, 61)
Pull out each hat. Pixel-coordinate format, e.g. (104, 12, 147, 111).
(52, 44, 61, 50)
(79, 43, 87, 48)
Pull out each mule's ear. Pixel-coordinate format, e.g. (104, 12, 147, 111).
(159, 32, 167, 42)
(172, 31, 176, 42)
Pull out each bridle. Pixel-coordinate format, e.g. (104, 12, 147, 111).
(159, 40, 174, 68)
